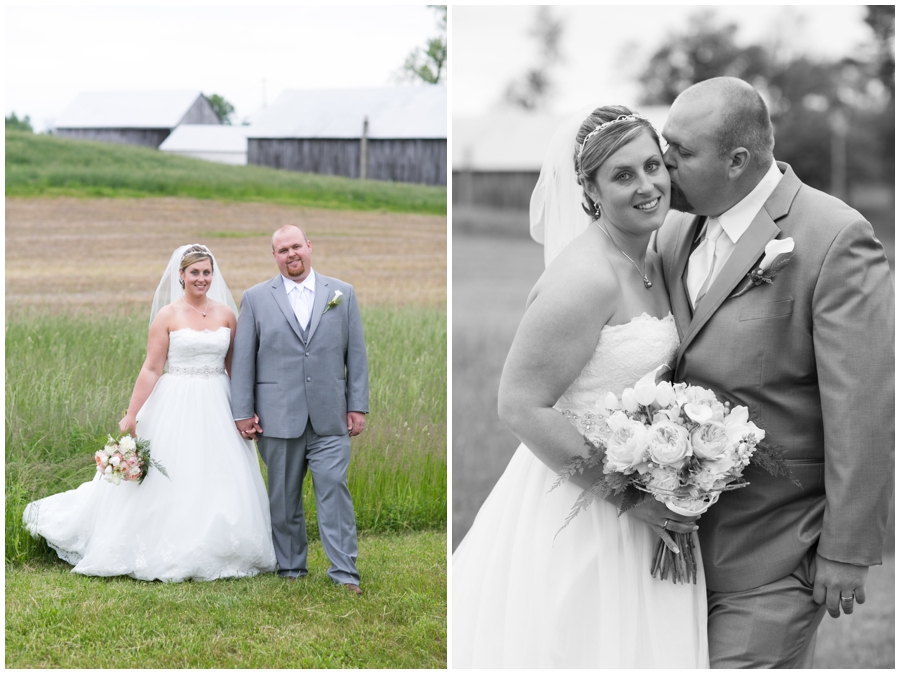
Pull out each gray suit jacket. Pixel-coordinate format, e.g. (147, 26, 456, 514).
(231, 271, 369, 438)
(655, 163, 894, 592)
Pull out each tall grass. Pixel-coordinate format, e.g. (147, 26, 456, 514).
(6, 307, 446, 564)
(5, 129, 446, 215)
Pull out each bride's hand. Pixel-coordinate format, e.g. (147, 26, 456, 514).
(118, 415, 136, 437)
(625, 498, 699, 553)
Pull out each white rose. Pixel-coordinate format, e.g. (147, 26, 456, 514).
(646, 421, 692, 467)
(604, 411, 649, 474)
(118, 436, 136, 452)
(109, 455, 121, 467)
(647, 466, 681, 493)
(690, 422, 730, 460)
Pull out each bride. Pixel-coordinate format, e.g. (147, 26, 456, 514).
(24, 244, 277, 581)
(452, 107, 708, 668)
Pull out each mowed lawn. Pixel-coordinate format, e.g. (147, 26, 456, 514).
(452, 205, 895, 668)
(6, 197, 447, 668)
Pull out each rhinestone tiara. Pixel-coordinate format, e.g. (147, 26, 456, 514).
(576, 114, 646, 161)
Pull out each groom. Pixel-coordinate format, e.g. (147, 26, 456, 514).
(655, 77, 894, 667)
(232, 224, 369, 594)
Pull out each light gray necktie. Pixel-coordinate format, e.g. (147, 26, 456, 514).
(686, 217, 724, 308)
(291, 285, 312, 329)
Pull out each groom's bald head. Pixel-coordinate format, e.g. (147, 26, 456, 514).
(675, 77, 774, 172)
(272, 224, 308, 250)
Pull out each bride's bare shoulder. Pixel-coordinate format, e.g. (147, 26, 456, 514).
(526, 229, 618, 311)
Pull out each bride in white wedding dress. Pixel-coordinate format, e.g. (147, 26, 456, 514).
(24, 244, 277, 581)
(452, 108, 708, 668)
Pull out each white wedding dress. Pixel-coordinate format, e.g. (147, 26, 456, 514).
(24, 327, 277, 582)
(452, 313, 708, 668)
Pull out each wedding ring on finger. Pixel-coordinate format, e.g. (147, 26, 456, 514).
(840, 592, 855, 603)
(662, 519, 670, 531)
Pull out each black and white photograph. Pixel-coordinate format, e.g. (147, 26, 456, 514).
(452, 5, 894, 669)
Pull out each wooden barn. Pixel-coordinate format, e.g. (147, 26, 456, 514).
(247, 86, 446, 185)
(159, 124, 248, 165)
(54, 91, 221, 148)
(453, 106, 670, 210)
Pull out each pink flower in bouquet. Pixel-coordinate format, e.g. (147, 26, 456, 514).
(690, 422, 730, 460)
(605, 411, 649, 473)
(647, 421, 692, 467)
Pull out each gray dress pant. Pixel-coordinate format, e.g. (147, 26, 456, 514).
(707, 548, 827, 668)
(257, 424, 359, 584)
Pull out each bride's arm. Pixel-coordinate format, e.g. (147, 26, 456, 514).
(497, 256, 615, 489)
(223, 305, 238, 377)
(119, 313, 170, 436)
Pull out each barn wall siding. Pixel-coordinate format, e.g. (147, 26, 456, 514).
(55, 128, 172, 148)
(452, 170, 540, 210)
(248, 138, 447, 185)
(180, 96, 223, 125)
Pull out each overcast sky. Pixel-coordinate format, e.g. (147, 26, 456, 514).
(5, 4, 441, 132)
(453, 5, 876, 118)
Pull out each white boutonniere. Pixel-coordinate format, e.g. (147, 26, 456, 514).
(729, 237, 795, 299)
(323, 290, 343, 314)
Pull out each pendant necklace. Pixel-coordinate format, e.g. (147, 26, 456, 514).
(183, 296, 209, 317)
(595, 222, 652, 289)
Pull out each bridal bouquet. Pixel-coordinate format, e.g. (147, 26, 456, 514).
(556, 365, 797, 584)
(95, 433, 169, 485)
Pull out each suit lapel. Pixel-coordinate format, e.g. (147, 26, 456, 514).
(269, 276, 304, 342)
(668, 213, 703, 340)
(306, 275, 330, 344)
(675, 162, 800, 362)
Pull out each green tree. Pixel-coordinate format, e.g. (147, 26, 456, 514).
(398, 5, 446, 84)
(6, 112, 33, 133)
(504, 6, 564, 110)
(206, 94, 235, 125)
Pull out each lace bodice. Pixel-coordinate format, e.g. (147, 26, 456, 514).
(166, 327, 230, 375)
(554, 313, 678, 416)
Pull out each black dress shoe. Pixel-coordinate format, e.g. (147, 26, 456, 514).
(343, 583, 363, 595)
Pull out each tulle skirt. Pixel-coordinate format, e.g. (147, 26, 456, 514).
(453, 444, 709, 668)
(24, 372, 277, 582)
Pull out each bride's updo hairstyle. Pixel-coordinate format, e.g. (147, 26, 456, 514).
(178, 244, 214, 288)
(575, 106, 662, 219)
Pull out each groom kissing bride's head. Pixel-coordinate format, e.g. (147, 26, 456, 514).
(662, 77, 774, 216)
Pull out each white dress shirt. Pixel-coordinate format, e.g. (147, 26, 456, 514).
(696, 161, 784, 291)
(283, 269, 317, 329)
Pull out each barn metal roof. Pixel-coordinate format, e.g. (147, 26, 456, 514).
(159, 124, 248, 152)
(55, 91, 208, 129)
(248, 86, 446, 140)
(453, 106, 670, 171)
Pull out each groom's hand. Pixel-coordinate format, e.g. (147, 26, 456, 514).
(236, 416, 263, 440)
(813, 554, 868, 618)
(347, 412, 366, 437)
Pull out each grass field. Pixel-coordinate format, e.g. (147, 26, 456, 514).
(5, 129, 446, 215)
(452, 206, 895, 668)
(6, 141, 447, 666)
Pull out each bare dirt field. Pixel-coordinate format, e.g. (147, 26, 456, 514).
(6, 198, 446, 313)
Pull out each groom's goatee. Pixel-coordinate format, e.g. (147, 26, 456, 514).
(669, 182, 695, 213)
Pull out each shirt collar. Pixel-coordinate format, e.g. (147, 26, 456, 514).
(282, 269, 316, 293)
(716, 161, 783, 244)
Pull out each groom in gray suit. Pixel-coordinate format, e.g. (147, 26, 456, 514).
(232, 224, 369, 594)
(656, 77, 893, 667)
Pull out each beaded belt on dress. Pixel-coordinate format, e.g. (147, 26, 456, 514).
(166, 365, 226, 377)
